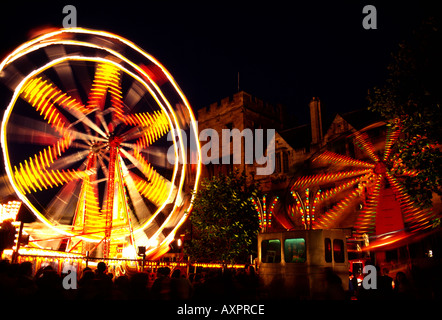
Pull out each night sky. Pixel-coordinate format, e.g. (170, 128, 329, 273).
(1, 1, 440, 125)
(0, 1, 439, 224)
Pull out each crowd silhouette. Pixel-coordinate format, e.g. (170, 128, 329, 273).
(0, 259, 259, 300)
(1, 259, 441, 300)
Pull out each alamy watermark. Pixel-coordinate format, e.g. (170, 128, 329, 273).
(362, 5, 377, 30)
(362, 265, 377, 290)
(62, 5, 77, 28)
(59, 4, 376, 176)
(166, 122, 276, 176)
(62, 263, 77, 290)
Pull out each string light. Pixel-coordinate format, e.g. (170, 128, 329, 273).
(252, 195, 278, 231)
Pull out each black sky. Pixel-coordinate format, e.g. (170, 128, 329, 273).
(0, 1, 440, 221)
(0, 1, 439, 124)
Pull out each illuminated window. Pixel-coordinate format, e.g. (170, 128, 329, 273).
(333, 239, 345, 263)
(324, 238, 332, 262)
(284, 238, 306, 263)
(261, 239, 281, 263)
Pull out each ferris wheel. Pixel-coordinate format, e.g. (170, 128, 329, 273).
(0, 28, 201, 259)
(283, 120, 437, 248)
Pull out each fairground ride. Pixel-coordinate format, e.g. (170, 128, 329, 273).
(0, 28, 201, 260)
(275, 120, 439, 250)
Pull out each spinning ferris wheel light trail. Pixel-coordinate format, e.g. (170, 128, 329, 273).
(0, 28, 201, 259)
(278, 120, 439, 249)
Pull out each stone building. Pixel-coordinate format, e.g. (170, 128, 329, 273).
(193, 91, 442, 269)
(197, 91, 380, 194)
(197, 91, 287, 184)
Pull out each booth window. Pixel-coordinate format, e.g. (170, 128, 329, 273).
(284, 238, 306, 263)
(333, 239, 345, 263)
(261, 239, 281, 263)
(324, 238, 332, 262)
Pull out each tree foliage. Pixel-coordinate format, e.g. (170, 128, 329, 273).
(368, 17, 442, 206)
(184, 171, 260, 264)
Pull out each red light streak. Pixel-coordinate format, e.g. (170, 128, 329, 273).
(292, 169, 371, 189)
(313, 150, 375, 169)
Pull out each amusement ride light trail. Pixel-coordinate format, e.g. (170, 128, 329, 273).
(0, 28, 201, 259)
(277, 120, 438, 249)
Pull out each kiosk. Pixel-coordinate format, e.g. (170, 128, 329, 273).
(258, 229, 350, 299)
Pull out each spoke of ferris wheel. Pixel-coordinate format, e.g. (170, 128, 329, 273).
(7, 125, 58, 146)
(87, 62, 123, 117)
(14, 164, 87, 195)
(43, 46, 82, 102)
(70, 141, 92, 150)
(118, 142, 168, 156)
(120, 148, 172, 206)
(121, 148, 149, 175)
(120, 148, 171, 183)
(122, 111, 171, 146)
(7, 115, 61, 145)
(66, 108, 108, 139)
(19, 81, 72, 136)
(385, 170, 434, 230)
(353, 131, 380, 163)
(49, 149, 91, 171)
(139, 146, 173, 169)
(71, 130, 107, 143)
(120, 160, 154, 223)
(97, 154, 109, 178)
(11, 137, 72, 191)
(354, 175, 383, 235)
(119, 126, 145, 141)
(95, 112, 110, 136)
(123, 80, 146, 111)
(97, 150, 109, 161)
(19, 76, 107, 140)
(45, 179, 83, 224)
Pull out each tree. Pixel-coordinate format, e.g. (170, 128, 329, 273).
(368, 17, 442, 207)
(184, 171, 260, 265)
